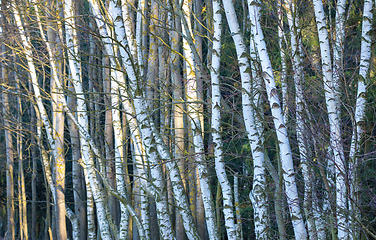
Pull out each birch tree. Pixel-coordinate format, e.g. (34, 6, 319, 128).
(221, 0, 270, 238)
(311, 0, 347, 237)
(2, 46, 15, 240)
(247, 0, 308, 238)
(211, 0, 237, 238)
(348, 0, 374, 238)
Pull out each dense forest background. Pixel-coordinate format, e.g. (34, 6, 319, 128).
(0, 0, 375, 239)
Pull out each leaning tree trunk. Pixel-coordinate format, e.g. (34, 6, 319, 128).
(222, 0, 270, 238)
(65, 1, 113, 238)
(247, 0, 308, 238)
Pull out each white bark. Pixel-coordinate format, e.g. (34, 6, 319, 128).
(284, 0, 318, 237)
(333, 0, 347, 110)
(211, 1, 237, 238)
(277, 5, 289, 119)
(349, 0, 373, 238)
(234, 175, 243, 239)
(121, 0, 138, 61)
(247, 0, 308, 238)
(82, 158, 97, 240)
(222, 0, 269, 238)
(67, 84, 86, 240)
(311, 0, 347, 238)
(16, 71, 28, 240)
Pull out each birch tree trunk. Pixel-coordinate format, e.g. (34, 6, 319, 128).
(109, 68, 130, 239)
(311, 0, 347, 238)
(2, 51, 15, 240)
(233, 176, 243, 239)
(221, 0, 270, 238)
(247, 0, 308, 238)
(333, 0, 346, 110)
(284, 0, 317, 237)
(277, 0, 289, 119)
(30, 100, 38, 240)
(211, 1, 237, 238)
(349, 0, 374, 238)
(50, 30, 67, 240)
(251, 37, 279, 240)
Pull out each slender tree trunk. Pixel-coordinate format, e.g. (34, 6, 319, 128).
(233, 176, 243, 239)
(221, 1, 270, 238)
(51, 42, 67, 240)
(67, 81, 86, 240)
(277, 0, 289, 119)
(333, 0, 346, 111)
(284, 0, 318, 237)
(103, 55, 117, 221)
(348, 0, 373, 238)
(181, 1, 218, 239)
(311, 0, 347, 238)
(247, 0, 308, 238)
(211, 1, 237, 238)
(16, 72, 28, 240)
(30, 104, 38, 240)
(249, 37, 272, 240)
(109, 67, 130, 239)
(2, 50, 15, 240)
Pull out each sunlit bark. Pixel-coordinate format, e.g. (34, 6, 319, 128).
(2, 47, 15, 240)
(49, 14, 67, 240)
(67, 81, 86, 240)
(15, 70, 28, 240)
